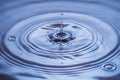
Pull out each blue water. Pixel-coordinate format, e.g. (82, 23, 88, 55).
(0, 0, 120, 80)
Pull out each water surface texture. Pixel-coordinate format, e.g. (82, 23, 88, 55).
(0, 0, 120, 80)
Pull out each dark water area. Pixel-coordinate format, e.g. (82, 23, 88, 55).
(0, 0, 120, 80)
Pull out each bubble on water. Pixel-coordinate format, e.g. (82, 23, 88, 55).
(102, 63, 117, 71)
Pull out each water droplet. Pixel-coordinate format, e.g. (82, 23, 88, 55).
(8, 36, 16, 41)
(0, 0, 120, 79)
(101, 63, 117, 71)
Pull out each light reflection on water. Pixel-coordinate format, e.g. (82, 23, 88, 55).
(0, 0, 120, 80)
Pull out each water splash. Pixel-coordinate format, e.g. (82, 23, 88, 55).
(0, 0, 120, 80)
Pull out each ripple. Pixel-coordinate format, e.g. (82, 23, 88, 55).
(0, 0, 120, 80)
